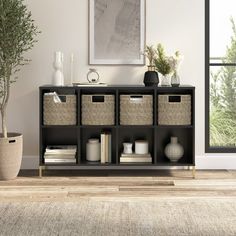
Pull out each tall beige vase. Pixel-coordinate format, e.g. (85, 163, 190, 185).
(0, 133, 23, 180)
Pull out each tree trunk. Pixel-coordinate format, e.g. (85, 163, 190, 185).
(1, 75, 10, 138)
(1, 108, 7, 138)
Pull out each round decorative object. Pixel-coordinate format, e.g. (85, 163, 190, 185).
(86, 139, 101, 162)
(171, 72, 180, 87)
(135, 140, 149, 155)
(0, 133, 23, 180)
(160, 74, 171, 86)
(123, 143, 133, 154)
(164, 137, 184, 162)
(143, 66, 159, 87)
(87, 68, 100, 83)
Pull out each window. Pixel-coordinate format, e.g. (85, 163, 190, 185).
(206, 0, 236, 152)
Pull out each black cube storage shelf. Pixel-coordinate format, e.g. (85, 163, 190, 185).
(39, 85, 195, 175)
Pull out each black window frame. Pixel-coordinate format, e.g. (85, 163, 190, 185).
(205, 0, 236, 153)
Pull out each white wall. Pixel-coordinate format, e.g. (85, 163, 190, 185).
(6, 0, 236, 168)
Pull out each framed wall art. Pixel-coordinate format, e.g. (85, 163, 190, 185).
(89, 0, 146, 65)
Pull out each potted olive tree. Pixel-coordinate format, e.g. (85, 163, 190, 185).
(0, 0, 39, 180)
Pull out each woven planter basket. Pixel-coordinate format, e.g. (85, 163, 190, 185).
(158, 94, 191, 125)
(43, 94, 76, 125)
(0, 133, 23, 180)
(82, 95, 115, 125)
(120, 95, 153, 125)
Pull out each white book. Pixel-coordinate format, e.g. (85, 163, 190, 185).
(105, 133, 109, 163)
(121, 153, 151, 158)
(45, 159, 76, 163)
(120, 158, 152, 163)
(101, 133, 106, 164)
(120, 157, 152, 163)
(108, 133, 112, 163)
(44, 155, 76, 159)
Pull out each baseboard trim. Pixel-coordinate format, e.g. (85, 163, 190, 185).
(21, 155, 236, 170)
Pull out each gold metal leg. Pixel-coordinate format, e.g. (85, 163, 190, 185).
(39, 166, 45, 178)
(192, 166, 196, 179)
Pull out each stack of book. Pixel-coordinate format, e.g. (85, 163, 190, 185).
(100, 132, 112, 164)
(44, 145, 77, 164)
(120, 153, 152, 163)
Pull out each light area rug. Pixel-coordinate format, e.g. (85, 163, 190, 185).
(0, 198, 235, 236)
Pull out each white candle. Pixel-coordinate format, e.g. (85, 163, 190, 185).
(70, 53, 74, 85)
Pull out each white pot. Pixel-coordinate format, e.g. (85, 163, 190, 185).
(164, 137, 184, 162)
(86, 139, 101, 162)
(0, 133, 23, 180)
(135, 140, 149, 154)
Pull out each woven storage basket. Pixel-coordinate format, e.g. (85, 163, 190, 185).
(158, 94, 191, 125)
(82, 95, 115, 125)
(120, 95, 153, 125)
(43, 94, 76, 125)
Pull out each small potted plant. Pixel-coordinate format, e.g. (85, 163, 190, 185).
(143, 45, 159, 86)
(154, 44, 172, 86)
(0, 0, 40, 180)
(169, 51, 183, 87)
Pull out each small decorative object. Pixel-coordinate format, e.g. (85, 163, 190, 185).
(86, 139, 101, 162)
(164, 137, 184, 162)
(87, 68, 100, 83)
(70, 53, 74, 86)
(53, 51, 64, 86)
(143, 46, 159, 86)
(0, 0, 39, 180)
(123, 143, 133, 154)
(135, 140, 149, 155)
(154, 44, 172, 86)
(154, 44, 182, 87)
(169, 52, 183, 87)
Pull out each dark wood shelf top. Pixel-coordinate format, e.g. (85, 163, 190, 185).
(40, 84, 195, 89)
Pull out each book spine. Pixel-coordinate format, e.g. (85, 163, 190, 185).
(105, 133, 109, 163)
(108, 134, 112, 163)
(101, 133, 105, 164)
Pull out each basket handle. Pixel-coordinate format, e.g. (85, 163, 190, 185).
(92, 95, 105, 103)
(58, 95, 67, 103)
(9, 139, 16, 144)
(168, 95, 181, 103)
(130, 95, 144, 103)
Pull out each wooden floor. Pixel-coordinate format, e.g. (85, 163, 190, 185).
(0, 170, 235, 202)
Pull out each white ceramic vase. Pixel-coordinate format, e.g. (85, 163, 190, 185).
(53, 51, 64, 86)
(164, 137, 184, 162)
(86, 139, 101, 162)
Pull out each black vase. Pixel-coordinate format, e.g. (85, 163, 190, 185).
(143, 66, 159, 87)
